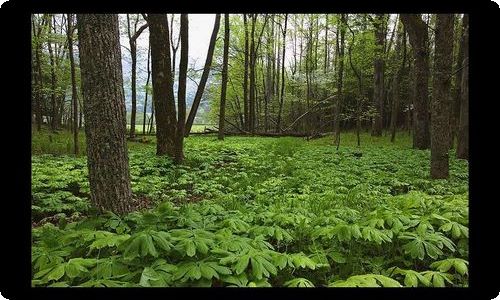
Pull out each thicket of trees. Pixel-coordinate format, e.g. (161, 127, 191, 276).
(31, 14, 469, 213)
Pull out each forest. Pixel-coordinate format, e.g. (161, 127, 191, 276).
(31, 13, 468, 287)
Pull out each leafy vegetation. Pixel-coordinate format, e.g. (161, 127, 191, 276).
(32, 132, 468, 287)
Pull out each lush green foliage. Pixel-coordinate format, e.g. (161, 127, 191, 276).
(32, 132, 468, 287)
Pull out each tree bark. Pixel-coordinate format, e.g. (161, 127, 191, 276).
(185, 14, 221, 136)
(143, 42, 151, 136)
(46, 14, 58, 131)
(77, 14, 133, 215)
(218, 14, 230, 140)
(372, 14, 385, 136)
(390, 23, 407, 143)
(276, 14, 288, 132)
(333, 14, 346, 148)
(430, 14, 454, 179)
(243, 14, 250, 131)
(400, 14, 431, 149)
(175, 14, 189, 162)
(148, 14, 177, 157)
(67, 14, 79, 155)
(456, 14, 468, 160)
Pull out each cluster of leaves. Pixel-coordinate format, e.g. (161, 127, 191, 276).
(32, 133, 468, 287)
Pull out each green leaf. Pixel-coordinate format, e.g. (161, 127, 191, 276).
(47, 264, 65, 281)
(235, 255, 250, 275)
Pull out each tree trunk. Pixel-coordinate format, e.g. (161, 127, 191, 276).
(185, 14, 221, 136)
(143, 42, 151, 136)
(372, 14, 385, 136)
(77, 14, 133, 215)
(456, 14, 468, 160)
(249, 14, 257, 133)
(449, 17, 464, 149)
(218, 14, 230, 140)
(175, 14, 189, 162)
(333, 14, 346, 147)
(46, 15, 58, 131)
(243, 14, 250, 131)
(400, 14, 431, 149)
(430, 14, 454, 179)
(390, 23, 407, 143)
(148, 14, 177, 157)
(67, 14, 79, 155)
(276, 14, 288, 132)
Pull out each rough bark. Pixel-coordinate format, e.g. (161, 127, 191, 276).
(185, 14, 221, 136)
(218, 14, 230, 140)
(67, 14, 79, 155)
(372, 14, 385, 136)
(333, 14, 346, 147)
(77, 14, 133, 215)
(456, 14, 468, 160)
(400, 14, 431, 149)
(148, 14, 177, 157)
(390, 23, 407, 143)
(143, 43, 151, 136)
(243, 14, 250, 131)
(430, 14, 454, 179)
(175, 14, 188, 162)
(276, 14, 288, 132)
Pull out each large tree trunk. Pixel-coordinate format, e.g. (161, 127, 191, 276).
(185, 14, 221, 136)
(67, 14, 79, 155)
(450, 16, 465, 149)
(143, 42, 151, 135)
(249, 14, 257, 133)
(77, 14, 133, 215)
(372, 14, 385, 136)
(276, 14, 288, 132)
(333, 14, 346, 148)
(46, 14, 58, 131)
(175, 14, 189, 162)
(400, 14, 431, 149)
(390, 23, 407, 143)
(218, 14, 230, 140)
(243, 14, 250, 131)
(430, 14, 454, 179)
(148, 14, 177, 157)
(456, 14, 469, 160)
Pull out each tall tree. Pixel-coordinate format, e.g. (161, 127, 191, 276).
(276, 14, 288, 132)
(390, 22, 407, 143)
(185, 14, 221, 137)
(430, 14, 454, 179)
(142, 42, 151, 136)
(371, 14, 385, 136)
(126, 14, 148, 138)
(77, 14, 133, 214)
(175, 14, 189, 162)
(46, 14, 58, 130)
(333, 14, 346, 148)
(243, 14, 250, 131)
(400, 14, 431, 149)
(67, 13, 79, 155)
(218, 14, 230, 140)
(147, 14, 177, 157)
(170, 14, 181, 79)
(456, 14, 469, 160)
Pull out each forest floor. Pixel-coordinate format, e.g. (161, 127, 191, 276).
(31, 130, 469, 287)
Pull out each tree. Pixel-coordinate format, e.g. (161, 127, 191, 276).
(126, 14, 148, 138)
(390, 21, 407, 143)
(400, 14, 431, 149)
(185, 14, 221, 137)
(430, 14, 454, 179)
(147, 14, 177, 157)
(175, 14, 189, 162)
(276, 14, 288, 132)
(456, 14, 469, 160)
(333, 14, 346, 148)
(67, 13, 79, 155)
(142, 42, 151, 136)
(218, 14, 230, 140)
(77, 14, 133, 214)
(371, 14, 386, 136)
